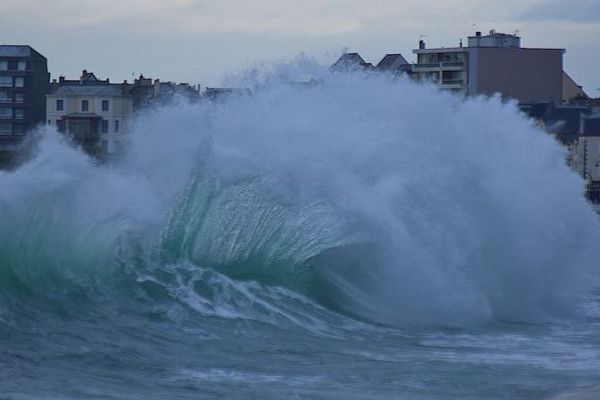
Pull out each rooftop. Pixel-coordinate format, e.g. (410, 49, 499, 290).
(377, 54, 409, 71)
(414, 30, 564, 53)
(413, 47, 467, 54)
(49, 85, 124, 97)
(49, 70, 127, 97)
(331, 53, 376, 71)
(0, 45, 45, 59)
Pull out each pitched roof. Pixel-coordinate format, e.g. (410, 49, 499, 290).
(0, 45, 46, 59)
(0, 45, 32, 57)
(331, 53, 370, 71)
(49, 85, 124, 97)
(376, 53, 409, 70)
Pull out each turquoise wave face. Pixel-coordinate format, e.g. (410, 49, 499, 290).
(1, 68, 599, 330)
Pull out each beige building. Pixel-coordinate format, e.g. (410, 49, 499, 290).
(46, 71, 133, 155)
(573, 136, 600, 181)
(412, 30, 565, 103)
(562, 71, 588, 103)
(572, 115, 600, 177)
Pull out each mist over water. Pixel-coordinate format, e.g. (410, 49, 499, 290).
(1, 62, 600, 399)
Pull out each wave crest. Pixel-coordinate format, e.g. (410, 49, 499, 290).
(1, 66, 599, 327)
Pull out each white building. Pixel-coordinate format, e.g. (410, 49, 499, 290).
(46, 71, 133, 155)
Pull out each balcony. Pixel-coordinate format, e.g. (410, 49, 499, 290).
(442, 79, 465, 85)
(441, 81, 466, 90)
(413, 62, 465, 71)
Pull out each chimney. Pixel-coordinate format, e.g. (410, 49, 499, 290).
(59, 76, 65, 83)
(419, 40, 426, 50)
(476, 31, 482, 37)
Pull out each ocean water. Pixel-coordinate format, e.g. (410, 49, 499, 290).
(1, 66, 599, 399)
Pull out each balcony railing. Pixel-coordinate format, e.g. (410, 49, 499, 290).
(414, 62, 465, 69)
(441, 79, 465, 85)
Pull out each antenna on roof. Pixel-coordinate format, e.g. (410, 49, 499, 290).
(419, 34, 428, 40)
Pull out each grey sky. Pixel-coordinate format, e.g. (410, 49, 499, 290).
(1, 0, 598, 94)
(521, 0, 600, 23)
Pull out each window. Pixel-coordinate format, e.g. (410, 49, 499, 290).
(56, 99, 64, 111)
(102, 140, 108, 153)
(0, 76, 12, 87)
(13, 124, 25, 135)
(0, 61, 7, 71)
(14, 93, 24, 104)
(14, 77, 24, 88)
(102, 100, 109, 111)
(81, 100, 89, 111)
(0, 91, 10, 103)
(114, 120, 119, 132)
(0, 122, 11, 135)
(47, 120, 51, 125)
(101, 120, 109, 133)
(17, 61, 26, 71)
(0, 107, 12, 118)
(14, 109, 24, 120)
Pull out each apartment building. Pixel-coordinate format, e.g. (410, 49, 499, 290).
(412, 30, 564, 103)
(0, 45, 49, 163)
(47, 70, 132, 155)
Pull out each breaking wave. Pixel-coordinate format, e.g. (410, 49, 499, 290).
(1, 65, 599, 328)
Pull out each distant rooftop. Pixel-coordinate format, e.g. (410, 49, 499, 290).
(467, 30, 521, 48)
(331, 53, 375, 71)
(377, 54, 409, 71)
(0, 45, 45, 59)
(414, 30, 564, 54)
(49, 70, 126, 97)
(50, 85, 124, 97)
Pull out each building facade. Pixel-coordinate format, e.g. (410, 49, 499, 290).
(572, 113, 600, 203)
(47, 71, 132, 155)
(129, 74, 200, 110)
(0, 45, 49, 163)
(412, 31, 564, 103)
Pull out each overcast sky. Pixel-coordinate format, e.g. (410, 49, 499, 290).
(1, 0, 598, 93)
